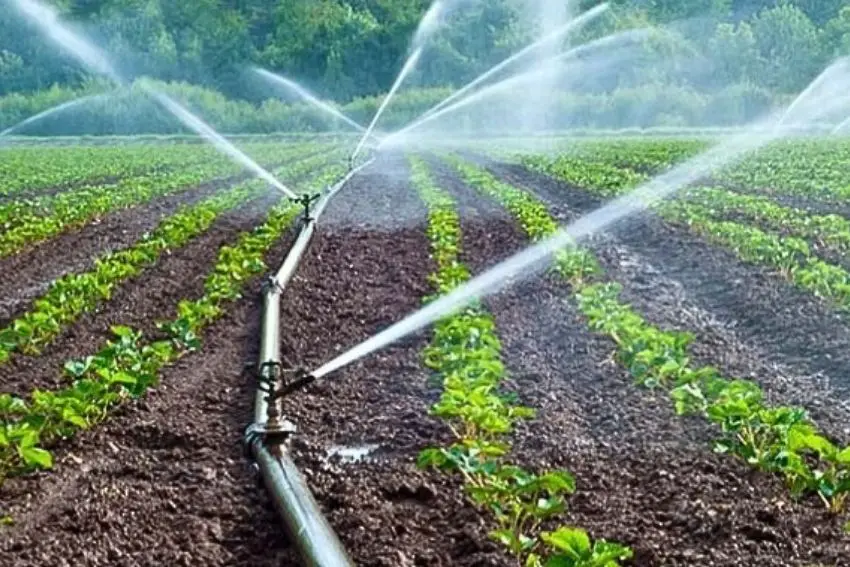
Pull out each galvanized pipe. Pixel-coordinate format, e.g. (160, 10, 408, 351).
(251, 439, 354, 567)
(246, 158, 374, 567)
(274, 159, 374, 285)
(253, 284, 282, 426)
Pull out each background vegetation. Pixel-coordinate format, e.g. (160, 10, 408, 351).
(1, 0, 849, 133)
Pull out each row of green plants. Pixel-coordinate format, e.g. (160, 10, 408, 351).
(447, 156, 850, 516)
(0, 143, 258, 196)
(662, 200, 850, 313)
(523, 151, 850, 314)
(715, 139, 850, 201)
(0, 151, 340, 366)
(0, 163, 346, 485)
(677, 186, 850, 252)
(408, 155, 633, 567)
(517, 137, 850, 202)
(520, 154, 645, 200)
(0, 143, 324, 257)
(503, 138, 708, 177)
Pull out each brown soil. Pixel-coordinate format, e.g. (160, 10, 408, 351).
(0, 191, 281, 397)
(0, 173, 249, 327)
(2, 151, 849, 567)
(0, 193, 296, 567)
(477, 157, 850, 443)
(450, 157, 850, 565)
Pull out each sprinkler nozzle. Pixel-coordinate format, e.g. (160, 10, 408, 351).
(292, 192, 321, 225)
(279, 367, 316, 397)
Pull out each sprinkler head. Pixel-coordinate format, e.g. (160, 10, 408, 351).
(279, 367, 317, 398)
(291, 192, 322, 225)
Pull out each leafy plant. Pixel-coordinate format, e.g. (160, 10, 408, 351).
(459, 150, 850, 514)
(410, 156, 631, 564)
(0, 161, 346, 486)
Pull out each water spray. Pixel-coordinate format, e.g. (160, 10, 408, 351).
(307, 57, 850, 382)
(143, 86, 298, 199)
(382, 47, 638, 149)
(252, 67, 372, 135)
(381, 27, 654, 149)
(9, 0, 297, 199)
(410, 2, 610, 129)
(832, 115, 850, 135)
(777, 57, 850, 128)
(0, 92, 112, 139)
(10, 0, 122, 83)
(350, 47, 424, 165)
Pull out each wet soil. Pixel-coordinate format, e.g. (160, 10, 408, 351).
(0, 191, 283, 397)
(0, 208, 299, 566)
(477, 157, 850, 441)
(278, 153, 510, 565)
(718, 182, 850, 219)
(2, 152, 849, 566)
(451, 157, 850, 565)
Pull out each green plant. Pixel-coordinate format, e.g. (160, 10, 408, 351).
(539, 527, 634, 567)
(410, 155, 630, 564)
(0, 162, 346, 485)
(457, 151, 850, 514)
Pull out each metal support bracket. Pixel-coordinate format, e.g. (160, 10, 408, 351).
(261, 275, 283, 296)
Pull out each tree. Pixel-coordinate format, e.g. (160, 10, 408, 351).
(750, 3, 824, 92)
(708, 21, 759, 84)
(823, 6, 850, 57)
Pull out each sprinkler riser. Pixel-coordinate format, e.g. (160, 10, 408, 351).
(244, 159, 374, 567)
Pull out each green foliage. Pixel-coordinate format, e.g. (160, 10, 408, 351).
(540, 527, 634, 567)
(2, 1, 850, 132)
(0, 148, 338, 366)
(517, 143, 850, 513)
(0, 142, 321, 256)
(0, 159, 346, 486)
(411, 155, 631, 563)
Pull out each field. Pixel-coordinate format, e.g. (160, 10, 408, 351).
(1, 136, 849, 566)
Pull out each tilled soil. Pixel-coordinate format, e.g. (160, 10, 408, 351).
(3, 151, 850, 567)
(278, 153, 510, 565)
(0, 173, 250, 327)
(448, 158, 850, 565)
(478, 157, 850, 441)
(0, 191, 282, 397)
(0, 150, 327, 324)
(0, 193, 297, 566)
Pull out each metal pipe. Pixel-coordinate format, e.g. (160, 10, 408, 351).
(273, 158, 375, 286)
(253, 283, 282, 427)
(250, 439, 354, 567)
(244, 158, 374, 567)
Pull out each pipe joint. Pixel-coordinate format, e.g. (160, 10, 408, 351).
(261, 275, 283, 295)
(279, 367, 317, 397)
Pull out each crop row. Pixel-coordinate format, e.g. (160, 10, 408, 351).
(447, 156, 850, 515)
(524, 152, 850, 321)
(678, 187, 850, 253)
(662, 200, 850, 313)
(515, 137, 850, 201)
(0, 162, 346, 484)
(0, 142, 308, 196)
(0, 143, 326, 258)
(0, 150, 340, 368)
(408, 155, 632, 566)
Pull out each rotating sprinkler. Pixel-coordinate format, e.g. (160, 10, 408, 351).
(292, 191, 323, 225)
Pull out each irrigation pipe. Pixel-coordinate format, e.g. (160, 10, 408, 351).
(244, 158, 374, 567)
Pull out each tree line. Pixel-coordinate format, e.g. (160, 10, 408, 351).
(0, 0, 848, 133)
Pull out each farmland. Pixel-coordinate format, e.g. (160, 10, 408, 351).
(1, 136, 850, 566)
